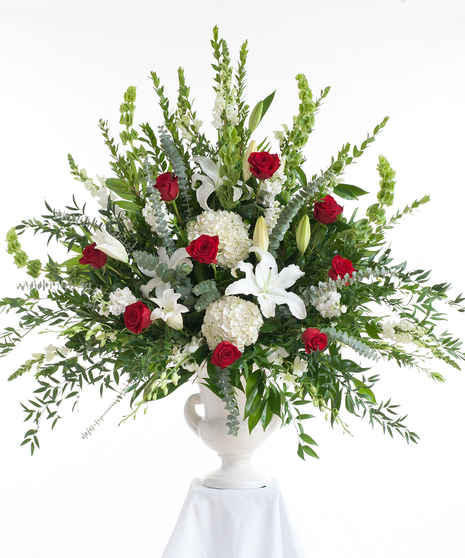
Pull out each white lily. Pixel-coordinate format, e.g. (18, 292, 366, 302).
(91, 230, 128, 263)
(225, 247, 307, 319)
(150, 289, 189, 331)
(192, 156, 242, 210)
(140, 247, 192, 299)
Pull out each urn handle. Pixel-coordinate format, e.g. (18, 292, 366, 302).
(184, 393, 202, 436)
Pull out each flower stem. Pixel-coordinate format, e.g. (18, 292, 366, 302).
(171, 199, 183, 226)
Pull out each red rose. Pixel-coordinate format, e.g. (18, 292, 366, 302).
(328, 255, 355, 282)
(248, 152, 281, 180)
(154, 172, 179, 202)
(302, 328, 328, 353)
(79, 243, 107, 269)
(186, 235, 219, 264)
(313, 195, 343, 224)
(211, 341, 242, 369)
(124, 301, 152, 334)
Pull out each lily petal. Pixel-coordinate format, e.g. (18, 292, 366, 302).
(264, 289, 307, 319)
(193, 156, 220, 185)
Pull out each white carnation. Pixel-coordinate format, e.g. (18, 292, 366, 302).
(202, 296, 263, 352)
(187, 210, 252, 269)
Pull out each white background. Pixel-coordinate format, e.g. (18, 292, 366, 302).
(1, 1, 464, 557)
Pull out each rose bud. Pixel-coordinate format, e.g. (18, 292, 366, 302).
(242, 140, 257, 182)
(313, 195, 343, 224)
(154, 172, 179, 202)
(253, 216, 269, 254)
(296, 215, 311, 254)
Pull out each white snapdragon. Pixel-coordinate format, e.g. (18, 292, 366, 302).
(381, 318, 425, 346)
(187, 210, 251, 269)
(212, 90, 226, 129)
(202, 296, 263, 352)
(212, 85, 239, 128)
(264, 202, 282, 233)
(43, 344, 70, 362)
(193, 119, 203, 132)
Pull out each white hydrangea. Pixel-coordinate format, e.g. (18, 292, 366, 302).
(202, 296, 263, 352)
(187, 210, 252, 269)
(306, 281, 345, 319)
(99, 287, 137, 317)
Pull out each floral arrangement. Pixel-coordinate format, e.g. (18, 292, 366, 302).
(2, 27, 464, 458)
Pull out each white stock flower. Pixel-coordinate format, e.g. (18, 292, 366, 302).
(150, 289, 189, 331)
(140, 247, 192, 299)
(225, 248, 306, 319)
(187, 210, 251, 269)
(201, 296, 263, 352)
(307, 281, 343, 319)
(91, 230, 128, 263)
(104, 287, 137, 316)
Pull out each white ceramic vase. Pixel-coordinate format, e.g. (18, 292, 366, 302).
(184, 369, 280, 489)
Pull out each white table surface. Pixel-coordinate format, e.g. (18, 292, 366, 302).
(161, 478, 308, 558)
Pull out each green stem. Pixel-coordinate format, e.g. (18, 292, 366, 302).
(171, 199, 183, 226)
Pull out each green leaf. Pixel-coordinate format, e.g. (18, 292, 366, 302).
(245, 370, 261, 399)
(353, 378, 377, 404)
(300, 433, 318, 446)
(115, 200, 140, 212)
(105, 178, 137, 202)
(248, 91, 275, 133)
(334, 184, 368, 200)
(365, 321, 381, 340)
(302, 445, 319, 459)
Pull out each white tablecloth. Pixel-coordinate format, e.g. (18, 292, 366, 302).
(161, 478, 308, 558)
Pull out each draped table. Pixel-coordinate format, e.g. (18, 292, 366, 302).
(162, 478, 308, 558)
